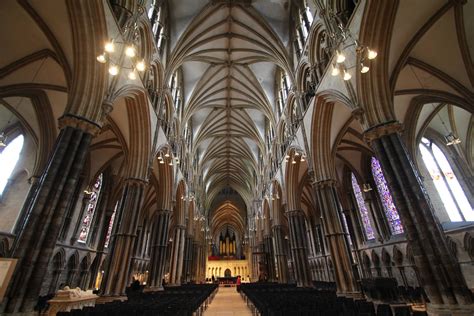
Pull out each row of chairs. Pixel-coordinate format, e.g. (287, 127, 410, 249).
(239, 283, 427, 316)
(56, 284, 218, 316)
(360, 278, 428, 304)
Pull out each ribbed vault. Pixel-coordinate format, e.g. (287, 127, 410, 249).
(168, 2, 290, 224)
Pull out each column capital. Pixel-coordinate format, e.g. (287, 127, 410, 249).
(124, 177, 148, 186)
(28, 175, 40, 185)
(351, 107, 365, 124)
(285, 209, 305, 217)
(58, 114, 101, 135)
(312, 178, 337, 188)
(363, 121, 403, 144)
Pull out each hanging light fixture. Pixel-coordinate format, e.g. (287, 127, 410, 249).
(96, 53, 107, 63)
(96, 5, 148, 82)
(360, 62, 369, 74)
(362, 183, 372, 192)
(336, 50, 346, 63)
(367, 48, 378, 60)
(125, 45, 136, 57)
(0, 132, 7, 147)
(128, 69, 137, 80)
(301, 155, 306, 162)
(445, 132, 461, 146)
(164, 151, 170, 158)
(343, 70, 351, 81)
(291, 159, 297, 164)
(108, 64, 119, 76)
(104, 40, 115, 53)
(136, 60, 146, 72)
(331, 64, 340, 76)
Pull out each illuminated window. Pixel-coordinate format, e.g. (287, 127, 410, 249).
(351, 173, 375, 240)
(0, 135, 24, 196)
(371, 157, 404, 235)
(104, 201, 118, 248)
(78, 174, 103, 243)
(419, 137, 473, 221)
(340, 212, 352, 246)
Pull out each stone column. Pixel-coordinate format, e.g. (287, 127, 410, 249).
(182, 236, 193, 283)
(286, 209, 311, 287)
(191, 240, 199, 281)
(313, 180, 358, 294)
(4, 119, 98, 313)
(364, 122, 473, 312)
(169, 225, 186, 285)
(100, 178, 146, 296)
(263, 235, 276, 281)
(272, 225, 289, 283)
(147, 209, 171, 290)
(88, 190, 117, 290)
(187, 237, 194, 282)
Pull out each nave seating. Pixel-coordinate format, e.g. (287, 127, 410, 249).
(239, 283, 428, 316)
(361, 278, 428, 305)
(56, 284, 218, 316)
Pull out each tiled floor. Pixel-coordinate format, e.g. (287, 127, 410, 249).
(204, 286, 253, 316)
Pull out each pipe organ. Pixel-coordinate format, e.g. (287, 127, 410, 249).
(219, 228, 236, 257)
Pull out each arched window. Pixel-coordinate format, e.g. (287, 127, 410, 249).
(351, 173, 375, 240)
(148, 0, 166, 53)
(419, 137, 473, 221)
(340, 212, 352, 246)
(78, 174, 103, 243)
(0, 135, 24, 196)
(300, 5, 313, 38)
(371, 157, 404, 235)
(104, 201, 118, 248)
(169, 70, 183, 117)
(278, 71, 290, 113)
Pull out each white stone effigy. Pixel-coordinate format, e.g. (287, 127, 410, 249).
(45, 287, 98, 316)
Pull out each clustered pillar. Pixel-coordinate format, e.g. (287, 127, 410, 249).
(4, 119, 97, 313)
(182, 235, 194, 283)
(365, 122, 473, 312)
(263, 234, 276, 281)
(272, 225, 289, 283)
(313, 180, 358, 294)
(100, 178, 146, 296)
(148, 209, 171, 290)
(169, 225, 186, 285)
(286, 209, 311, 287)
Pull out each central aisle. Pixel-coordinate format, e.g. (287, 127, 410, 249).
(204, 286, 253, 316)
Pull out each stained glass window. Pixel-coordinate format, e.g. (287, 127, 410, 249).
(351, 173, 375, 240)
(371, 157, 404, 235)
(0, 135, 24, 196)
(104, 201, 118, 248)
(419, 138, 473, 221)
(78, 174, 103, 243)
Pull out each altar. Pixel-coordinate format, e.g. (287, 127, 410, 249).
(217, 276, 238, 285)
(206, 259, 249, 282)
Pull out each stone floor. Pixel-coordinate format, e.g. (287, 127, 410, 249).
(204, 286, 253, 316)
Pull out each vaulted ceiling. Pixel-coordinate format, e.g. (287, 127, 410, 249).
(168, 1, 290, 222)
